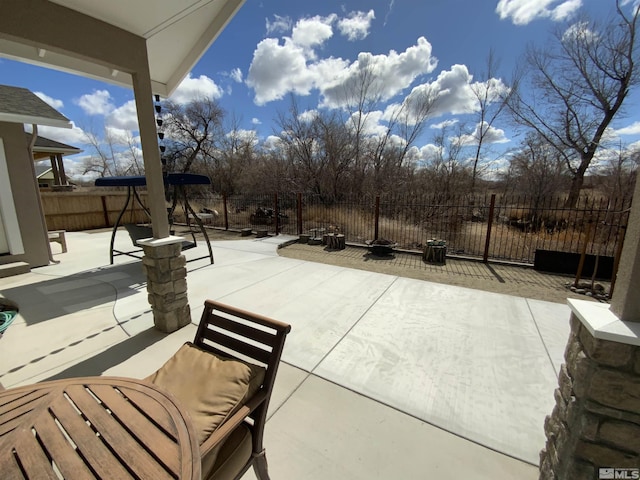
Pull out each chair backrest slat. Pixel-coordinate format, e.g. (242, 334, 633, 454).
(194, 301, 291, 371)
(199, 328, 272, 365)
(208, 313, 277, 346)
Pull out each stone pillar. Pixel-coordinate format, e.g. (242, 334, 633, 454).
(139, 237, 191, 333)
(539, 300, 640, 480)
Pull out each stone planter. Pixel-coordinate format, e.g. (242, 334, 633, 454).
(366, 240, 397, 256)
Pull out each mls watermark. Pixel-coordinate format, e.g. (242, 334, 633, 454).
(599, 468, 640, 479)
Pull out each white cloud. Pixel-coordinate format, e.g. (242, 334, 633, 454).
(266, 15, 291, 35)
(104, 126, 136, 142)
(320, 37, 438, 108)
(337, 10, 376, 41)
(251, 117, 262, 125)
(430, 119, 459, 129)
(496, 0, 582, 25)
(76, 90, 114, 115)
(106, 100, 139, 131)
(250, 12, 437, 108)
(615, 121, 640, 135)
(263, 135, 284, 150)
(384, 0, 395, 26)
(34, 92, 64, 110)
(403, 65, 509, 119)
(417, 143, 443, 162)
(298, 109, 319, 123)
(347, 110, 388, 137)
(551, 0, 582, 21)
(562, 21, 598, 44)
(247, 37, 349, 104)
(228, 129, 258, 145)
(230, 68, 243, 83)
(403, 65, 475, 117)
(169, 73, 223, 104)
(291, 15, 336, 50)
(457, 122, 510, 146)
(32, 121, 87, 146)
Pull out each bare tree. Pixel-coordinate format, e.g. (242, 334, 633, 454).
(507, 0, 640, 207)
(207, 115, 257, 195)
(468, 50, 511, 192)
(503, 132, 569, 202)
(338, 63, 385, 195)
(162, 97, 225, 174)
(418, 124, 472, 199)
(81, 125, 142, 177)
(595, 142, 640, 200)
(276, 98, 355, 201)
(360, 86, 438, 194)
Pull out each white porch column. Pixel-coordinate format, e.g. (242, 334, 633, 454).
(131, 63, 191, 332)
(131, 68, 169, 239)
(610, 176, 640, 323)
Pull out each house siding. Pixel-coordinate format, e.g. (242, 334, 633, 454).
(0, 122, 50, 267)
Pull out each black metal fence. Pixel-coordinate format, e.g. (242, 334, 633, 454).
(184, 191, 631, 266)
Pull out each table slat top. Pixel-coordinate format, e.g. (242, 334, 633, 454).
(0, 377, 200, 480)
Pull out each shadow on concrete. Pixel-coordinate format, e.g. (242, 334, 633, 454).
(43, 327, 166, 381)
(1, 262, 146, 326)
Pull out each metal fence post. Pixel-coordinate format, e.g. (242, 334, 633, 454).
(222, 193, 229, 230)
(101, 195, 110, 227)
(374, 196, 380, 241)
(483, 194, 496, 263)
(274, 192, 280, 235)
(297, 192, 303, 235)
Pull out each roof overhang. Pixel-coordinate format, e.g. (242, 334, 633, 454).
(0, 0, 245, 97)
(0, 112, 71, 129)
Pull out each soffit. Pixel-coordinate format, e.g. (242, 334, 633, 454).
(1, 0, 244, 97)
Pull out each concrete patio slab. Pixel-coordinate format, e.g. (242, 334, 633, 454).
(526, 298, 572, 374)
(0, 230, 579, 475)
(313, 277, 562, 464)
(241, 374, 538, 480)
(218, 261, 397, 371)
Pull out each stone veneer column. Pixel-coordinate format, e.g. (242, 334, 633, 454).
(539, 300, 640, 479)
(138, 237, 191, 333)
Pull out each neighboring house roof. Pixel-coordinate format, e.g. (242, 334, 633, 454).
(0, 85, 71, 128)
(34, 164, 53, 178)
(0, 0, 245, 97)
(25, 133, 83, 160)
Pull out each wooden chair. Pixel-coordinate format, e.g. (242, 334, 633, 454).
(147, 300, 291, 480)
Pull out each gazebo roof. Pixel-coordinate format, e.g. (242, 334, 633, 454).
(26, 133, 83, 160)
(0, 85, 72, 128)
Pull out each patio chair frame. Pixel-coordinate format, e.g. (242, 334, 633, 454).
(193, 300, 291, 480)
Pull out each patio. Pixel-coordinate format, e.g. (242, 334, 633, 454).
(0, 229, 575, 479)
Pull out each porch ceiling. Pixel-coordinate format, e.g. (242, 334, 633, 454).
(0, 0, 245, 97)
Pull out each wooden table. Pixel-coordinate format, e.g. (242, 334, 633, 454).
(0, 377, 201, 479)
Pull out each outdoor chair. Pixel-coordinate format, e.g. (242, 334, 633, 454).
(146, 300, 291, 480)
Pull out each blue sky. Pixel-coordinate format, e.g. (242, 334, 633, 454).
(1, 0, 639, 180)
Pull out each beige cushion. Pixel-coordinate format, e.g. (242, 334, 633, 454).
(146, 342, 265, 445)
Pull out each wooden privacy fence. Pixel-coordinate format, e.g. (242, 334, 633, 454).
(41, 191, 150, 231)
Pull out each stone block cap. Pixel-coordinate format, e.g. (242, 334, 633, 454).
(568, 298, 640, 347)
(137, 235, 186, 247)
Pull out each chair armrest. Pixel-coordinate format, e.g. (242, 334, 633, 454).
(199, 391, 268, 457)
